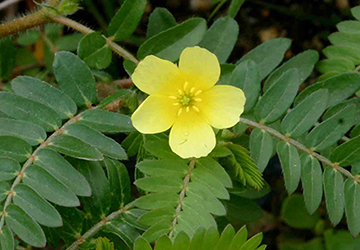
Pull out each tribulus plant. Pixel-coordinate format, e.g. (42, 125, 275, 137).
(0, 0, 360, 249)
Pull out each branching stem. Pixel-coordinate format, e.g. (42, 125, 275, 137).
(66, 201, 136, 250)
(240, 118, 360, 183)
(168, 158, 196, 238)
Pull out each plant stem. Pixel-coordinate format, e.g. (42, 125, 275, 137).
(53, 16, 139, 64)
(66, 201, 136, 250)
(168, 158, 196, 238)
(0, 0, 22, 10)
(240, 118, 360, 183)
(0, 111, 85, 230)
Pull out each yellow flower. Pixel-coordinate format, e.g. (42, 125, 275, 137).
(131, 47, 246, 159)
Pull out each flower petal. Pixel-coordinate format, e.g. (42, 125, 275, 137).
(132, 95, 178, 134)
(132, 55, 182, 95)
(197, 85, 246, 129)
(169, 110, 216, 158)
(179, 47, 220, 91)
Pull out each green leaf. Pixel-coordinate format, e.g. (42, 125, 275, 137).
(330, 136, 360, 166)
(229, 181, 271, 199)
(96, 238, 114, 250)
(97, 89, 131, 109)
(65, 123, 127, 160)
(0, 157, 20, 181)
(53, 51, 97, 107)
(107, 0, 146, 41)
(238, 38, 291, 80)
(229, 226, 247, 250)
(254, 69, 299, 124)
(11, 76, 77, 119)
(142, 220, 172, 243)
(55, 33, 84, 51)
(172, 231, 190, 250)
(263, 50, 319, 92)
(323, 98, 360, 124)
(323, 46, 360, 64)
(329, 32, 360, 50)
(323, 166, 344, 226)
(135, 192, 179, 210)
(74, 160, 111, 220)
(79, 109, 134, 133)
(202, 227, 219, 250)
(197, 157, 232, 188)
(137, 207, 176, 226)
(135, 176, 183, 193)
(189, 228, 206, 250)
(337, 20, 360, 34)
(249, 128, 273, 173)
(35, 148, 91, 196)
(0, 226, 14, 250)
(352, 6, 360, 20)
(137, 159, 188, 178)
(102, 218, 140, 248)
(17, 29, 41, 46)
(0, 92, 61, 132)
(0, 37, 15, 80)
(218, 63, 236, 85)
(0, 118, 46, 146)
(143, 140, 184, 161)
(154, 235, 172, 250)
(187, 182, 226, 216)
(281, 195, 320, 229)
(147, 8, 177, 39)
(240, 233, 263, 250)
(0, 136, 32, 163)
(228, 0, 245, 18)
(344, 179, 360, 237)
(23, 165, 80, 207)
(13, 184, 62, 227)
(351, 124, 360, 138)
(134, 237, 152, 250)
(276, 141, 301, 194)
(316, 58, 355, 74)
(215, 224, 235, 250)
(199, 17, 239, 63)
(229, 60, 260, 112)
(300, 154, 323, 214)
(0, 182, 10, 202)
(48, 134, 103, 161)
(295, 72, 360, 108)
(77, 32, 112, 70)
(5, 204, 46, 248)
(225, 195, 263, 222)
(281, 89, 329, 138)
(103, 158, 131, 209)
(138, 18, 207, 61)
(306, 103, 355, 151)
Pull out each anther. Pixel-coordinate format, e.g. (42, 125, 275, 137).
(192, 106, 200, 112)
(190, 87, 195, 93)
(195, 90, 202, 96)
(169, 96, 177, 100)
(177, 108, 183, 116)
(194, 98, 202, 102)
(186, 106, 190, 112)
(173, 102, 180, 106)
(178, 89, 183, 95)
(183, 82, 189, 91)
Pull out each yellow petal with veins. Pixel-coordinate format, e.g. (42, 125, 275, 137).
(197, 85, 246, 129)
(131, 95, 178, 134)
(132, 55, 183, 95)
(179, 47, 220, 92)
(169, 110, 216, 158)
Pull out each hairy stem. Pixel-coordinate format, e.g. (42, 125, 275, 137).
(0, 111, 85, 230)
(168, 158, 196, 238)
(66, 201, 136, 250)
(53, 16, 139, 64)
(240, 118, 360, 183)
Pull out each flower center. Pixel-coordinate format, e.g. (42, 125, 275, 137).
(169, 82, 203, 116)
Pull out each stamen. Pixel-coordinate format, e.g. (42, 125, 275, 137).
(178, 89, 183, 95)
(190, 87, 195, 93)
(194, 98, 202, 102)
(192, 106, 200, 112)
(186, 106, 190, 112)
(177, 108, 183, 116)
(173, 102, 180, 106)
(169, 96, 177, 100)
(183, 82, 189, 91)
(195, 90, 202, 96)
